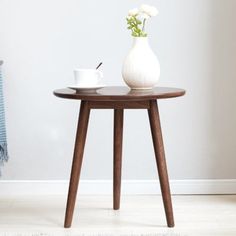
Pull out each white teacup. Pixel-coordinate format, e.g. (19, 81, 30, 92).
(74, 69, 103, 87)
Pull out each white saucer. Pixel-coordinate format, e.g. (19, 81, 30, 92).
(68, 84, 106, 91)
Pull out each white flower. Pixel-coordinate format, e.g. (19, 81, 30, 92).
(140, 12, 151, 19)
(140, 4, 158, 17)
(128, 8, 139, 16)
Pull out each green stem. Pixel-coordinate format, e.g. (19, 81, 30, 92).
(142, 18, 146, 33)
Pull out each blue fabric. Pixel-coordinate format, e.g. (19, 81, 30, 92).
(0, 66, 8, 174)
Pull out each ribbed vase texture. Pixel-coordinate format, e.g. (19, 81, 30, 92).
(122, 37, 160, 89)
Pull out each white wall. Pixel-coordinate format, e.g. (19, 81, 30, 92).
(0, 0, 236, 181)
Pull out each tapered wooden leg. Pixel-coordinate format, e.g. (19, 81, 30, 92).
(113, 109, 124, 210)
(148, 100, 174, 227)
(64, 101, 90, 228)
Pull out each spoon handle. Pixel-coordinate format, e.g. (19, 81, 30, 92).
(96, 62, 103, 70)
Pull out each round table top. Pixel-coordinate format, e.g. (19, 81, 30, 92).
(54, 86, 185, 101)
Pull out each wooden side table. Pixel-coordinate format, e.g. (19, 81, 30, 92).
(54, 86, 185, 228)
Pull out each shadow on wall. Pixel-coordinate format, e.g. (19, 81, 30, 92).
(209, 0, 236, 178)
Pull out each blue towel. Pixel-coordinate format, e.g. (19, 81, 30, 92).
(0, 65, 9, 174)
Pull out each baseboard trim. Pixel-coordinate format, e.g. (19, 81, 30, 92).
(0, 179, 235, 195)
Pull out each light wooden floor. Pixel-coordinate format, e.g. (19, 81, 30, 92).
(0, 195, 235, 236)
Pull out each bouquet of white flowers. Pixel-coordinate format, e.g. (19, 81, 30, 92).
(126, 4, 158, 37)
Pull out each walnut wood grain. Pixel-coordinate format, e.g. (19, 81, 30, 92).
(148, 100, 174, 227)
(88, 101, 150, 109)
(113, 109, 124, 210)
(64, 101, 90, 228)
(54, 86, 185, 101)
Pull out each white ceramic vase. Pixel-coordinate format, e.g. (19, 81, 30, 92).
(122, 37, 160, 89)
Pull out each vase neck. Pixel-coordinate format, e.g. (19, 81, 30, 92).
(132, 37, 149, 48)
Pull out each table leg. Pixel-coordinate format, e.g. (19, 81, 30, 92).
(113, 109, 124, 210)
(148, 100, 174, 227)
(64, 101, 90, 228)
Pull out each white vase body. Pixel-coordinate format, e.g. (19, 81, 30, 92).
(122, 37, 160, 89)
